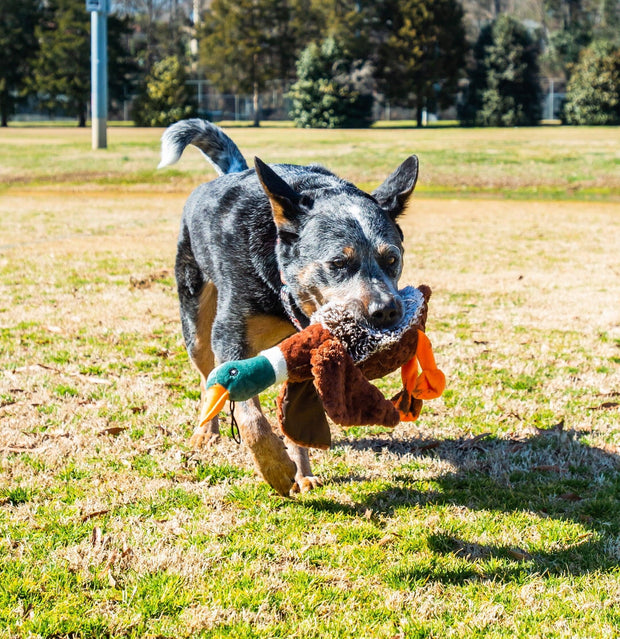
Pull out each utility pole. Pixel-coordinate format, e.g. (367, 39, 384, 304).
(87, 0, 108, 149)
(193, 0, 202, 26)
(549, 78, 555, 120)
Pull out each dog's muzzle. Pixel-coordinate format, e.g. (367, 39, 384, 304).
(368, 295, 403, 328)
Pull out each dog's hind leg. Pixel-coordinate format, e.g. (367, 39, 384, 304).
(285, 443, 323, 493)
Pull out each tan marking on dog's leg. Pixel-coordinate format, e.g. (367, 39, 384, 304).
(236, 396, 297, 496)
(189, 283, 221, 449)
(245, 314, 296, 355)
(286, 439, 323, 493)
(193, 282, 218, 372)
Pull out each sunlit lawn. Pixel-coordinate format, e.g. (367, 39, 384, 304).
(0, 125, 619, 637)
(2, 123, 619, 199)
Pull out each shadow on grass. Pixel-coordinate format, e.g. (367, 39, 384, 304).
(301, 430, 620, 580)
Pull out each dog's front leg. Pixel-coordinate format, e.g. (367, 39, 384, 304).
(190, 373, 221, 447)
(284, 440, 323, 493)
(235, 396, 297, 496)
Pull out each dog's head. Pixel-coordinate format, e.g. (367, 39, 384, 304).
(255, 156, 418, 329)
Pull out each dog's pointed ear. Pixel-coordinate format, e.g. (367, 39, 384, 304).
(372, 155, 419, 220)
(255, 157, 306, 235)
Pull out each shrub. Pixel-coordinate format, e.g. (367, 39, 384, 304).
(289, 38, 373, 128)
(132, 56, 196, 127)
(563, 41, 620, 125)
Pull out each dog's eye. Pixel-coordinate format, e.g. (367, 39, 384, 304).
(330, 258, 347, 269)
(383, 254, 400, 269)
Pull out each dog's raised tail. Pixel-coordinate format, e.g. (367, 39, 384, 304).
(158, 118, 249, 175)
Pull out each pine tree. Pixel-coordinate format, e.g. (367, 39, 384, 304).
(461, 15, 542, 126)
(30, 0, 91, 126)
(198, 0, 324, 126)
(544, 0, 620, 74)
(360, 0, 468, 127)
(288, 37, 374, 128)
(563, 41, 620, 125)
(0, 0, 42, 126)
(29, 0, 136, 126)
(107, 14, 140, 115)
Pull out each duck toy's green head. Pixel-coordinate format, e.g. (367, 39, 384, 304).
(201, 349, 286, 425)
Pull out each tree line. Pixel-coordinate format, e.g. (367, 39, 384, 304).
(1, 0, 619, 127)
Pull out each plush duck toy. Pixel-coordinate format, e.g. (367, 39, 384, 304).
(201, 285, 445, 450)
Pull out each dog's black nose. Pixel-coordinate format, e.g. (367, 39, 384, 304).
(369, 298, 403, 328)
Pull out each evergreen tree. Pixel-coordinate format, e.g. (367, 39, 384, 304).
(544, 0, 619, 70)
(107, 14, 141, 116)
(29, 0, 136, 126)
(198, 0, 324, 126)
(132, 55, 197, 126)
(563, 41, 620, 125)
(30, 0, 91, 126)
(324, 0, 467, 126)
(373, 0, 468, 127)
(460, 15, 542, 126)
(288, 37, 374, 128)
(320, 0, 374, 60)
(113, 0, 192, 74)
(0, 0, 42, 126)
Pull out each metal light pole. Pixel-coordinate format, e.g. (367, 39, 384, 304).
(87, 0, 108, 149)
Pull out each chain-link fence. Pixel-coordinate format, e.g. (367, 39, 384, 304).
(187, 81, 292, 121)
(187, 81, 449, 123)
(10, 77, 565, 123)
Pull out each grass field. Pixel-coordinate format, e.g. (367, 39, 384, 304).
(2, 124, 619, 199)
(0, 125, 619, 638)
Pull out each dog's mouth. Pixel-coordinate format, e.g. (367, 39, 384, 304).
(310, 294, 404, 329)
(339, 292, 404, 329)
(292, 280, 404, 329)
(309, 286, 426, 363)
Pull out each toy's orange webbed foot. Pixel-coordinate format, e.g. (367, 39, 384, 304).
(394, 330, 445, 421)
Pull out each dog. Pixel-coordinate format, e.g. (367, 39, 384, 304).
(159, 119, 419, 495)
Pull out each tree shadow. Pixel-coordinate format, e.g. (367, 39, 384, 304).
(300, 429, 620, 579)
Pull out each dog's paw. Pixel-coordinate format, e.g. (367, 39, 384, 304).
(189, 428, 220, 449)
(292, 475, 323, 494)
(249, 431, 297, 496)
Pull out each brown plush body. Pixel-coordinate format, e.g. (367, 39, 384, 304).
(275, 285, 436, 449)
